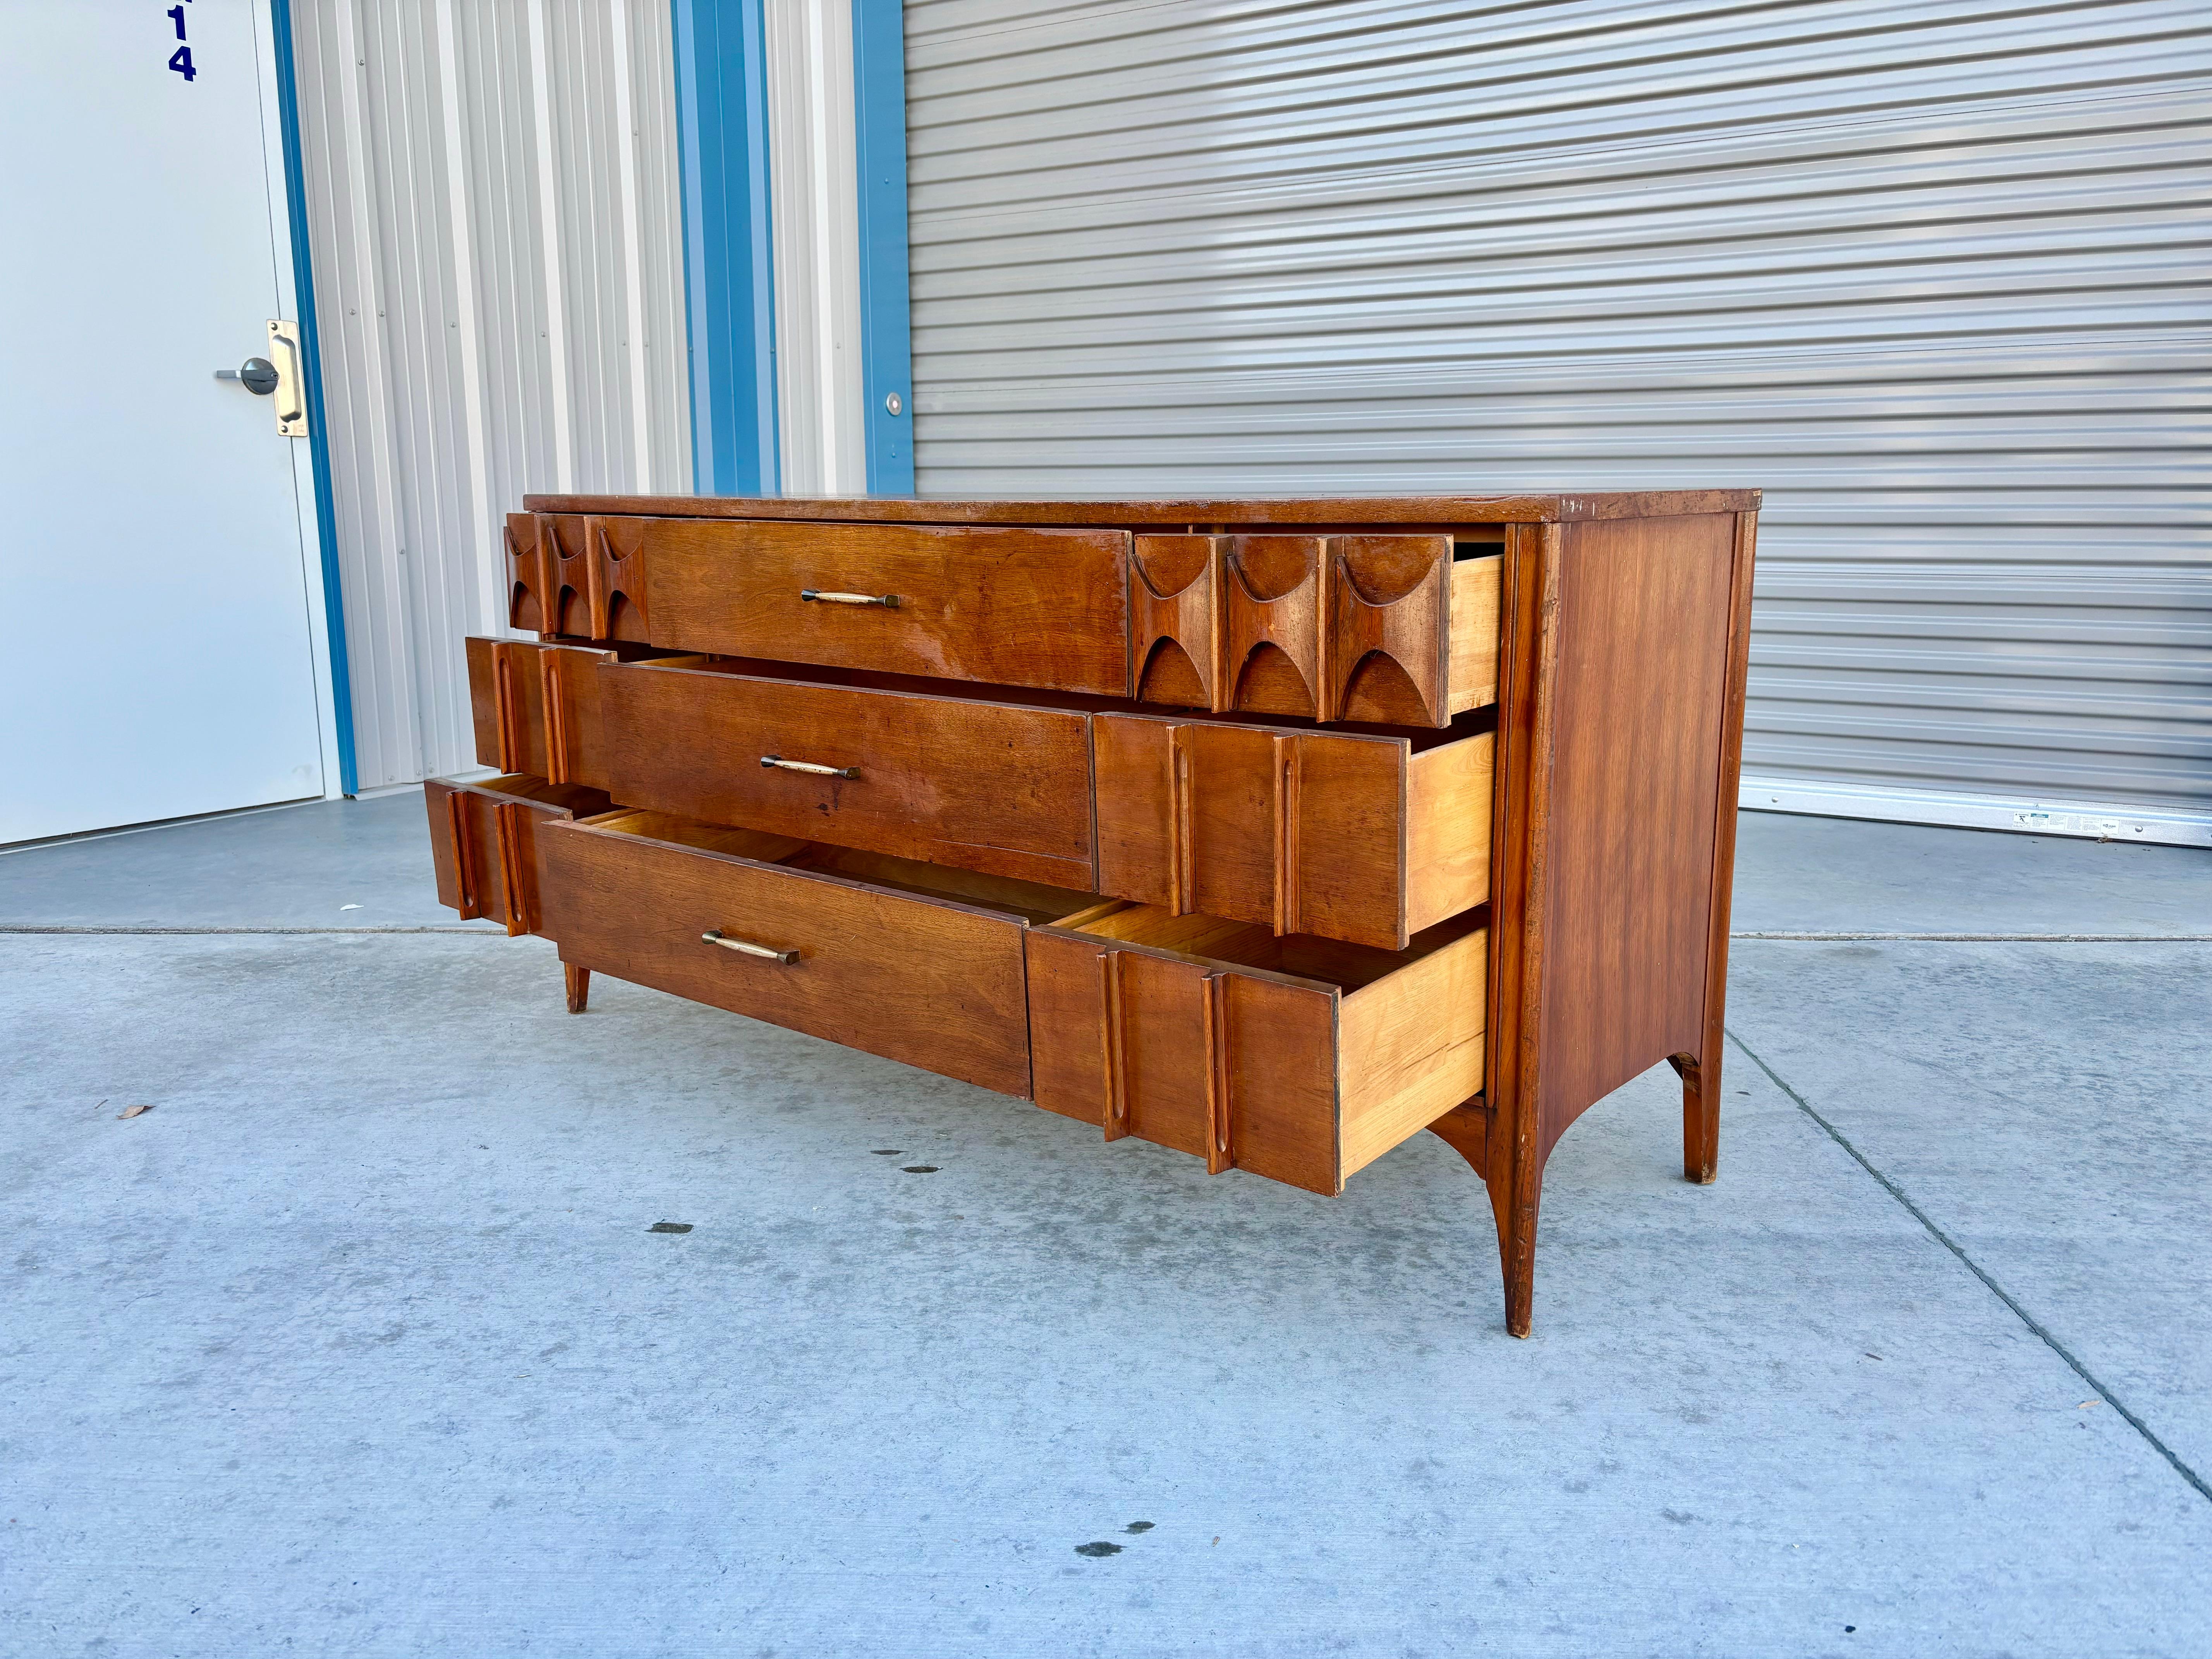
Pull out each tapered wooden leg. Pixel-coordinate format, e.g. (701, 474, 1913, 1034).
(1429, 1096, 1543, 1338)
(1671, 1051, 1719, 1184)
(563, 962, 590, 1014)
(1489, 1167, 1540, 1338)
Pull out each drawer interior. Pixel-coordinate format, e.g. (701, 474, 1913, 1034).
(578, 809, 1105, 926)
(1041, 898, 1488, 1187)
(665, 651, 1494, 744)
(1052, 900, 1455, 994)
(472, 773, 613, 811)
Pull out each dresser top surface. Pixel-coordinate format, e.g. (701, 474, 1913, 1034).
(520, 489, 1759, 527)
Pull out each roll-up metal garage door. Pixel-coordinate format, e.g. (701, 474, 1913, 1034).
(902, 1, 2212, 844)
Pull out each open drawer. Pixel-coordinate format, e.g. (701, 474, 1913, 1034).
(1093, 708, 1492, 950)
(465, 642, 1494, 949)
(639, 516, 1133, 695)
(535, 809, 1108, 1097)
(1129, 535, 1502, 726)
(592, 654, 1097, 890)
(464, 636, 672, 788)
(1025, 902, 1487, 1196)
(424, 773, 614, 934)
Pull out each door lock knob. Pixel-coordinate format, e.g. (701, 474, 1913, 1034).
(215, 357, 281, 395)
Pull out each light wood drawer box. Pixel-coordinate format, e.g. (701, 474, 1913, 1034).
(1092, 710, 1494, 950)
(1025, 903, 1487, 1196)
(1131, 536, 1501, 727)
(588, 656, 1097, 890)
(535, 810, 1097, 1096)
(424, 773, 613, 934)
(639, 517, 1132, 696)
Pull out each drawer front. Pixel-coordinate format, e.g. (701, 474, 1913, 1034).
(1131, 536, 1501, 726)
(1024, 928, 1340, 1195)
(1092, 714, 1494, 950)
(425, 776, 612, 933)
(506, 514, 654, 642)
(538, 821, 1034, 1096)
(465, 637, 628, 790)
(504, 513, 555, 634)
(1025, 908, 1488, 1197)
(642, 518, 1132, 694)
(598, 660, 1096, 890)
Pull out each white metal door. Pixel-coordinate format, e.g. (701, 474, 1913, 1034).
(0, 0, 329, 843)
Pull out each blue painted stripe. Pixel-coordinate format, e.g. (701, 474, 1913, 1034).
(269, 0, 358, 794)
(852, 0, 914, 496)
(672, 0, 777, 496)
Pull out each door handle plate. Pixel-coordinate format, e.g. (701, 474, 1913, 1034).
(267, 319, 309, 438)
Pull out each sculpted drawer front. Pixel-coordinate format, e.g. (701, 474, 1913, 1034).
(1092, 712, 1494, 950)
(641, 518, 1132, 695)
(424, 774, 614, 935)
(594, 658, 1097, 890)
(1025, 904, 1487, 1195)
(536, 812, 1103, 1097)
(505, 513, 653, 642)
(1131, 536, 1501, 726)
(465, 636, 659, 789)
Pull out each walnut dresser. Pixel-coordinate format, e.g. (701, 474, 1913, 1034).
(425, 490, 1759, 1336)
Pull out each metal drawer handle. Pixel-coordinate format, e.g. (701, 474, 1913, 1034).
(761, 755, 860, 780)
(702, 929, 799, 964)
(800, 589, 900, 608)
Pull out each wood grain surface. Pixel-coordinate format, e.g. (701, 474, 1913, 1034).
(1337, 924, 1487, 1178)
(424, 774, 613, 934)
(1093, 712, 1493, 950)
(1024, 903, 1488, 1196)
(465, 637, 635, 789)
(526, 490, 1760, 525)
(1536, 512, 1737, 1155)
(1330, 535, 1452, 726)
(538, 815, 1039, 1096)
(1446, 555, 1503, 713)
(596, 658, 1097, 890)
(640, 517, 1131, 694)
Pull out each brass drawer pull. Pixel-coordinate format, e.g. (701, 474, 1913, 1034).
(801, 588, 900, 608)
(760, 754, 860, 780)
(702, 929, 799, 964)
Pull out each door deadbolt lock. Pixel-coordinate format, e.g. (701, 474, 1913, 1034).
(216, 357, 282, 395)
(216, 323, 310, 437)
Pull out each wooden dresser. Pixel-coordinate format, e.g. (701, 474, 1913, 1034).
(426, 491, 1759, 1335)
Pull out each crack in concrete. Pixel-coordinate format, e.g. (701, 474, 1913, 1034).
(0, 925, 503, 935)
(1726, 1026, 2212, 1508)
(1733, 932, 2212, 942)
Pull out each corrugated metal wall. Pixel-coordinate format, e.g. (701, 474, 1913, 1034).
(767, 0, 869, 493)
(290, 0, 691, 790)
(903, 0, 2212, 836)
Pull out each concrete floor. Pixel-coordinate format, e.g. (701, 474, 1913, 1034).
(4, 797, 2209, 1657)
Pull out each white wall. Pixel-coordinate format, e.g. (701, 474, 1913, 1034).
(289, 0, 692, 790)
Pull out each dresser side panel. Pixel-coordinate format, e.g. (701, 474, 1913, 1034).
(1537, 513, 1738, 1151)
